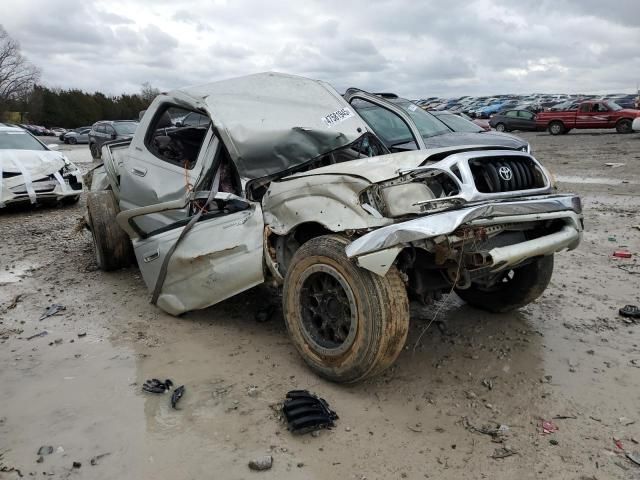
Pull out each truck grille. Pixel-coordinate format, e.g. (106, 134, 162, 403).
(469, 156, 545, 193)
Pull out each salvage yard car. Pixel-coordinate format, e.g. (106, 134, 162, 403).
(0, 124, 83, 207)
(86, 72, 583, 383)
(536, 100, 640, 135)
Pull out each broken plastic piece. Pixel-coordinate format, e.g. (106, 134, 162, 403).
(171, 385, 185, 408)
(626, 451, 640, 466)
(540, 419, 558, 434)
(619, 305, 640, 319)
(142, 378, 173, 394)
(39, 304, 66, 321)
(613, 250, 632, 259)
(282, 390, 338, 434)
(26, 331, 48, 340)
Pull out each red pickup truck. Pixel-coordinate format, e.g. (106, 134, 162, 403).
(536, 100, 640, 135)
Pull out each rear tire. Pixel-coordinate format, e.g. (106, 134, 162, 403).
(455, 255, 554, 313)
(283, 235, 409, 383)
(90, 143, 101, 159)
(548, 121, 565, 135)
(68, 137, 77, 145)
(616, 119, 632, 134)
(86, 191, 134, 271)
(495, 123, 506, 132)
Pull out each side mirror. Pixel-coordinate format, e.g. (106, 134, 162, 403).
(47, 144, 59, 150)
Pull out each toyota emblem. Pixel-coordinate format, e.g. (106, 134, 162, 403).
(498, 166, 513, 181)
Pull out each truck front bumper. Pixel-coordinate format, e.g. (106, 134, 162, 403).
(345, 194, 583, 276)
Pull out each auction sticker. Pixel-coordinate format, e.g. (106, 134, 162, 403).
(321, 107, 354, 127)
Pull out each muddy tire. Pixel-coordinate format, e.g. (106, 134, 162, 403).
(283, 235, 409, 383)
(90, 143, 101, 159)
(548, 121, 565, 135)
(455, 255, 554, 313)
(616, 119, 632, 134)
(86, 190, 133, 271)
(495, 123, 506, 132)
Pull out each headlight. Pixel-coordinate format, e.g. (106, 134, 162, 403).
(380, 183, 436, 217)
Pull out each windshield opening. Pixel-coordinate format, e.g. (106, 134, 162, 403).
(605, 101, 622, 111)
(113, 122, 138, 135)
(0, 131, 46, 151)
(434, 113, 483, 133)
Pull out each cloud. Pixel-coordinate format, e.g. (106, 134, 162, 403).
(0, 0, 638, 96)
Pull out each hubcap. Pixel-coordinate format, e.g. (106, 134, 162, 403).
(298, 265, 357, 356)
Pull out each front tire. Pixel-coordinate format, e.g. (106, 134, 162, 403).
(548, 121, 565, 135)
(90, 143, 101, 159)
(616, 119, 632, 134)
(283, 235, 409, 383)
(455, 255, 554, 313)
(495, 123, 506, 132)
(68, 137, 77, 145)
(86, 191, 134, 271)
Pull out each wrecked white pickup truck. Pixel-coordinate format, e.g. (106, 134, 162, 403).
(87, 72, 583, 382)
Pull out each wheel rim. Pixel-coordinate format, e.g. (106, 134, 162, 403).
(620, 122, 630, 133)
(297, 265, 357, 356)
(496, 124, 505, 132)
(551, 124, 561, 134)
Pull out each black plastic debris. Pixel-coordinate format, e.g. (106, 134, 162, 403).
(26, 331, 48, 341)
(282, 390, 338, 434)
(171, 385, 185, 409)
(620, 305, 640, 319)
(142, 378, 173, 394)
(39, 304, 66, 321)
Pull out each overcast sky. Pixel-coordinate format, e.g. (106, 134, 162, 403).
(3, 0, 640, 98)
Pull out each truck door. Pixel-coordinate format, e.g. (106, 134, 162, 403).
(115, 149, 265, 316)
(119, 103, 214, 233)
(576, 102, 609, 129)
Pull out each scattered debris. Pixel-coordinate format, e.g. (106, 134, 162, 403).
(248, 455, 273, 471)
(604, 162, 625, 168)
(618, 264, 640, 275)
(540, 419, 558, 435)
(37, 446, 53, 456)
(407, 423, 423, 433)
(553, 415, 577, 420)
(463, 418, 509, 441)
(39, 304, 66, 321)
(247, 385, 259, 397)
(77, 332, 87, 338)
(615, 438, 624, 450)
(7, 294, 22, 309)
(619, 305, 640, 319)
(72, 461, 81, 469)
(619, 417, 635, 426)
(171, 385, 185, 409)
(90, 453, 110, 466)
(142, 378, 173, 394)
(26, 331, 48, 341)
(490, 447, 517, 459)
(481, 378, 494, 390)
(36, 456, 43, 463)
(549, 439, 559, 446)
(282, 390, 338, 434)
(627, 451, 640, 466)
(613, 250, 632, 259)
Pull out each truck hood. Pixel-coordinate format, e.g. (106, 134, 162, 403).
(0, 150, 66, 178)
(394, 131, 527, 151)
(284, 145, 517, 183)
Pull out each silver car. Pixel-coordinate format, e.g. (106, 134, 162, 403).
(63, 128, 91, 144)
(0, 125, 83, 207)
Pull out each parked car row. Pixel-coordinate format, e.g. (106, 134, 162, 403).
(417, 93, 639, 119)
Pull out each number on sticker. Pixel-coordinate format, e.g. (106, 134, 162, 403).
(321, 107, 354, 127)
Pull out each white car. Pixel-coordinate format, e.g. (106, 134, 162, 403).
(633, 117, 640, 132)
(0, 125, 83, 207)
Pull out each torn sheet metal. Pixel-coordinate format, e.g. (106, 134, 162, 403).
(175, 72, 370, 180)
(263, 174, 391, 234)
(345, 195, 583, 258)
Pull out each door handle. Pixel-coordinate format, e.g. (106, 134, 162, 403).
(131, 167, 147, 177)
(143, 250, 159, 263)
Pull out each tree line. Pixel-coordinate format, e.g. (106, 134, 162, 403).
(0, 25, 158, 128)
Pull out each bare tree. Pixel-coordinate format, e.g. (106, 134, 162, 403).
(0, 26, 40, 108)
(140, 81, 160, 104)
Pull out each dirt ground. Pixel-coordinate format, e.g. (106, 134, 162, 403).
(1, 131, 639, 480)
